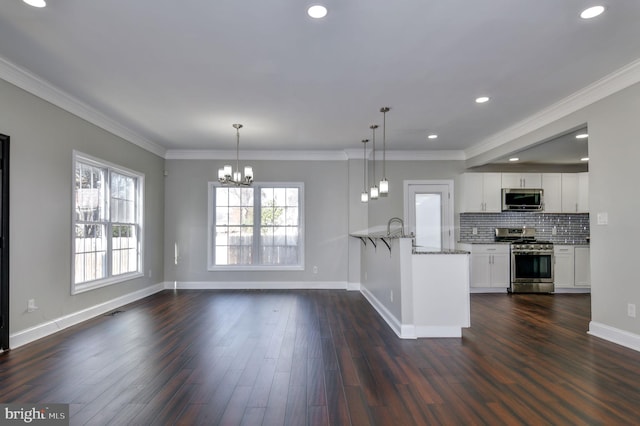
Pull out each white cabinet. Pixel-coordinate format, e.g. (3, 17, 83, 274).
(542, 173, 562, 213)
(554, 245, 575, 287)
(574, 247, 591, 287)
(554, 245, 590, 289)
(502, 173, 542, 189)
(458, 173, 502, 213)
(561, 173, 589, 213)
(466, 244, 510, 288)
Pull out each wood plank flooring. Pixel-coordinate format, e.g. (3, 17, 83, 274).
(1, 290, 640, 425)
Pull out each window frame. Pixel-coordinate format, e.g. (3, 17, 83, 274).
(72, 151, 144, 294)
(207, 181, 305, 271)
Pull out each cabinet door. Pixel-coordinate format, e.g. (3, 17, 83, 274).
(502, 173, 541, 188)
(470, 253, 491, 287)
(554, 246, 575, 288)
(561, 173, 579, 213)
(542, 173, 562, 213)
(501, 173, 522, 188)
(521, 173, 542, 188)
(574, 247, 590, 287)
(577, 172, 589, 213)
(460, 173, 485, 213)
(490, 253, 511, 287)
(483, 173, 502, 212)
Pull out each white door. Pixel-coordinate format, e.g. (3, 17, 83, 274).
(405, 181, 454, 251)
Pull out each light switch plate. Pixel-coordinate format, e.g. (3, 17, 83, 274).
(597, 212, 608, 225)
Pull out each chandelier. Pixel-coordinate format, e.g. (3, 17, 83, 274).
(218, 123, 254, 186)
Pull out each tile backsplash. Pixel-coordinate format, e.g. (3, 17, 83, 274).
(459, 212, 590, 244)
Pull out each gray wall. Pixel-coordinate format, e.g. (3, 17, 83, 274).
(473, 80, 640, 337)
(164, 159, 349, 285)
(0, 78, 165, 334)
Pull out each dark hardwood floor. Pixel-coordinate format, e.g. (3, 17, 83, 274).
(1, 290, 640, 425)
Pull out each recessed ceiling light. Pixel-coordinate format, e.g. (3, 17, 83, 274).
(580, 6, 605, 19)
(307, 5, 328, 19)
(581, 157, 590, 162)
(475, 96, 490, 104)
(427, 134, 438, 140)
(23, 0, 46, 7)
(509, 157, 519, 162)
(575, 133, 589, 139)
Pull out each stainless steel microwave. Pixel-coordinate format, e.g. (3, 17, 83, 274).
(501, 188, 543, 211)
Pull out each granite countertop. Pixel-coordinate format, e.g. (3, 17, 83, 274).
(413, 248, 470, 255)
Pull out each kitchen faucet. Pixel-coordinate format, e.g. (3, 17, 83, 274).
(387, 217, 404, 236)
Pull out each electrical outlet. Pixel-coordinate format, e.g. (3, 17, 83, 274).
(628, 303, 636, 318)
(472, 227, 478, 235)
(552, 226, 557, 235)
(312, 265, 318, 274)
(27, 299, 38, 312)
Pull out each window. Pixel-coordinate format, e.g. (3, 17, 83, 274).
(72, 151, 144, 293)
(208, 182, 304, 270)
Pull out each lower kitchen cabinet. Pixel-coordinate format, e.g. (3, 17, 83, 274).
(554, 245, 590, 289)
(574, 247, 591, 287)
(461, 244, 510, 289)
(554, 246, 575, 287)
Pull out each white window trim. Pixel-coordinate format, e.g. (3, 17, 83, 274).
(207, 181, 305, 271)
(72, 150, 144, 294)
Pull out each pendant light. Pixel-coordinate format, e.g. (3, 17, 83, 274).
(369, 124, 379, 200)
(360, 139, 369, 203)
(218, 124, 254, 186)
(379, 107, 390, 196)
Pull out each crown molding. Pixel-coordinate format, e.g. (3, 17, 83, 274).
(0, 55, 166, 158)
(465, 57, 640, 160)
(168, 149, 466, 161)
(165, 149, 349, 161)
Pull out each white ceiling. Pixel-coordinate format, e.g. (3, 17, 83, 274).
(1, 1, 640, 162)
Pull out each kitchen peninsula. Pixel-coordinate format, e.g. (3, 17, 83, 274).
(351, 228, 470, 338)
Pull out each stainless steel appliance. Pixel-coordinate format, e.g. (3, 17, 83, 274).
(495, 227, 554, 293)
(501, 188, 543, 211)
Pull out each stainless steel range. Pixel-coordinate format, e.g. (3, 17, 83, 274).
(495, 227, 554, 293)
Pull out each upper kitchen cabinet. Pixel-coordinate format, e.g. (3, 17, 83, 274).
(561, 172, 589, 213)
(541, 173, 562, 213)
(501, 173, 542, 189)
(458, 173, 502, 213)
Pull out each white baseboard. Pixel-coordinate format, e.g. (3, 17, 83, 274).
(470, 288, 508, 294)
(415, 326, 462, 338)
(9, 283, 165, 349)
(554, 288, 591, 293)
(359, 286, 411, 339)
(346, 282, 361, 291)
(165, 281, 348, 290)
(588, 321, 640, 353)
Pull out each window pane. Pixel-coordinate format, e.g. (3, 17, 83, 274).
(74, 224, 107, 283)
(112, 225, 137, 276)
(216, 207, 229, 225)
(286, 207, 299, 226)
(111, 172, 135, 223)
(286, 188, 299, 207)
(229, 207, 242, 226)
(75, 163, 105, 222)
(415, 193, 442, 250)
(216, 187, 229, 207)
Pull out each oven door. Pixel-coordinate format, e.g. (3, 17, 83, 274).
(511, 252, 554, 283)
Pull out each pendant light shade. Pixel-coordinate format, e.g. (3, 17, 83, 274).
(218, 124, 254, 186)
(379, 107, 390, 196)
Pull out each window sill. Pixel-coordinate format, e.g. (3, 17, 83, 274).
(207, 265, 304, 272)
(72, 271, 144, 295)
